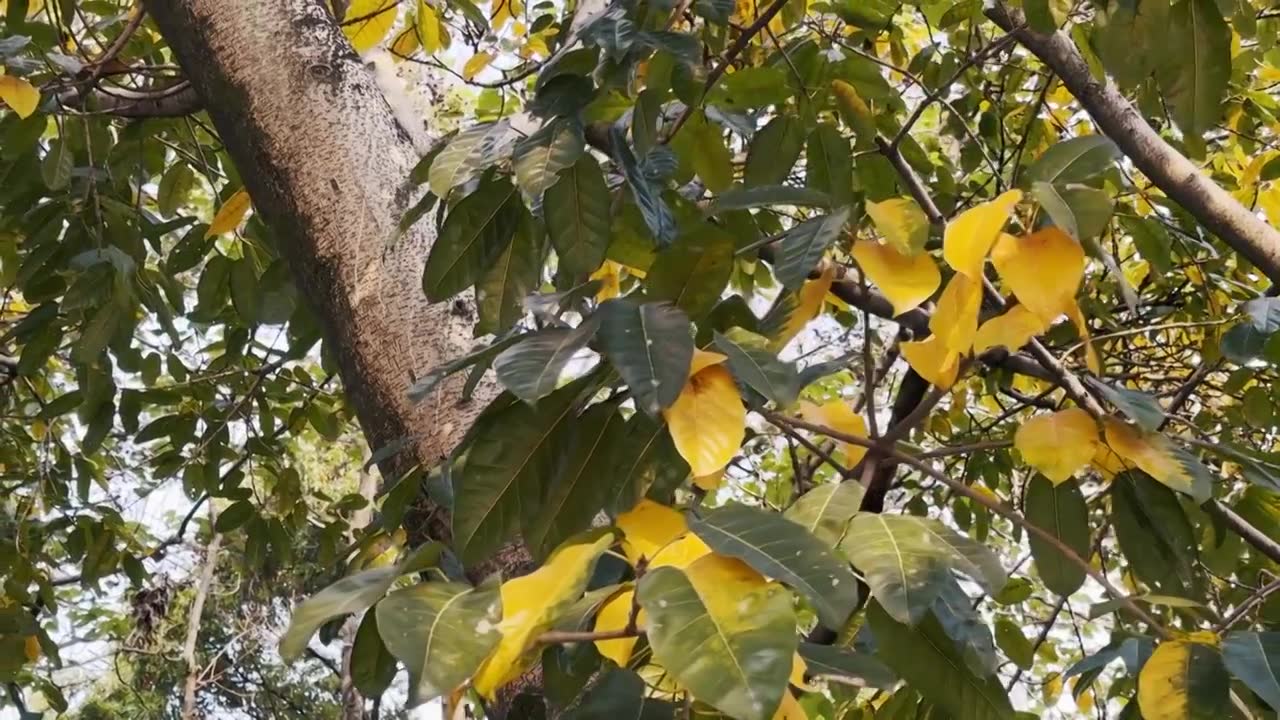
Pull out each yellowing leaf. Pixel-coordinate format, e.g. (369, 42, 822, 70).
(1261, 186, 1280, 229)
(491, 0, 522, 28)
(651, 533, 713, 570)
(205, 189, 252, 238)
(0, 74, 40, 119)
(343, 0, 399, 53)
(773, 264, 835, 349)
(789, 653, 816, 691)
(688, 348, 728, 376)
(943, 189, 1022, 278)
(463, 52, 494, 80)
(1138, 639, 1229, 720)
(1015, 408, 1099, 484)
(1102, 418, 1208, 501)
(773, 690, 808, 720)
(590, 261, 621, 301)
(798, 399, 868, 467)
(930, 272, 982, 353)
(390, 26, 419, 57)
(615, 500, 711, 570)
(1066, 300, 1101, 375)
(417, 0, 444, 53)
(1092, 442, 1128, 481)
(23, 635, 39, 663)
(973, 304, 1047, 354)
(1043, 672, 1063, 706)
(663, 365, 746, 477)
(865, 197, 929, 255)
(594, 588, 642, 666)
(900, 334, 961, 389)
(694, 470, 724, 491)
(991, 228, 1084, 323)
(851, 241, 940, 316)
(472, 531, 613, 697)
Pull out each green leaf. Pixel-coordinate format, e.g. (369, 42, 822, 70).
(42, 138, 72, 190)
(1024, 475, 1089, 596)
(994, 618, 1034, 671)
(597, 299, 693, 416)
(784, 482, 864, 547)
(1032, 182, 1113, 241)
(422, 176, 521, 302)
(607, 413, 690, 514)
(561, 667, 679, 719)
(644, 226, 734, 318)
(1222, 632, 1280, 711)
(712, 331, 801, 407)
(868, 602, 1015, 720)
(375, 578, 502, 704)
(513, 120, 585, 198)
(215, 500, 255, 532)
(1024, 135, 1120, 186)
(1085, 378, 1166, 431)
(1138, 639, 1230, 719)
(1096, 0, 1168, 90)
(612, 126, 676, 247)
(230, 258, 259, 324)
(74, 303, 118, 364)
(545, 156, 611, 276)
(351, 610, 398, 697)
(428, 121, 515, 198)
(672, 110, 733, 192)
(744, 116, 804, 188)
(689, 502, 860, 629)
(773, 207, 851, 290)
(1222, 297, 1280, 364)
(840, 514, 1007, 625)
(475, 208, 545, 335)
(1156, 0, 1231, 137)
(707, 66, 790, 109)
(280, 566, 401, 661)
(157, 163, 195, 217)
(706, 185, 832, 215)
(493, 321, 598, 402)
(933, 577, 999, 676)
(797, 643, 897, 688)
(806, 124, 854, 207)
(637, 560, 796, 720)
(1112, 472, 1201, 598)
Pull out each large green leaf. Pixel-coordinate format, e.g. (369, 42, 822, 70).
(561, 667, 678, 719)
(840, 514, 1007, 625)
(612, 125, 676, 247)
(797, 643, 898, 688)
(451, 382, 587, 564)
(493, 321, 599, 403)
(1156, 0, 1231, 137)
(596, 299, 693, 416)
(1024, 475, 1089, 596)
(1032, 181, 1113, 241)
(375, 578, 502, 704)
(773, 207, 850, 290)
(994, 618, 1034, 671)
(932, 576, 999, 677)
(513, 120, 584, 198)
(475, 208, 545, 335)
(1086, 379, 1166, 431)
(421, 176, 521, 301)
(157, 163, 195, 217)
(351, 611, 398, 698)
(637, 560, 796, 720)
(689, 502, 859, 629)
(1024, 135, 1120, 186)
(784, 482, 864, 547)
(744, 116, 804, 187)
(607, 413, 690, 514)
(544, 156, 611, 276)
(671, 109, 733, 192)
(1112, 472, 1201, 598)
(523, 403, 628, 559)
(868, 602, 1015, 720)
(806, 124, 854, 207)
(713, 331, 801, 408)
(1222, 632, 1280, 711)
(644, 226, 734, 318)
(706, 185, 831, 215)
(428, 121, 515, 198)
(1096, 0, 1168, 90)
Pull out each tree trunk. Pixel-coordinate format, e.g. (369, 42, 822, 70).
(142, 0, 490, 543)
(180, 518, 222, 720)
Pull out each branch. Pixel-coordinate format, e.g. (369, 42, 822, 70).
(986, 2, 1280, 287)
(181, 513, 222, 720)
(57, 83, 202, 117)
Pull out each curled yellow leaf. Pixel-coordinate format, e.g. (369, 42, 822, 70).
(1066, 300, 1101, 375)
(615, 500, 710, 569)
(943, 189, 1022, 278)
(0, 74, 40, 119)
(798, 399, 868, 467)
(1014, 408, 1099, 484)
(865, 197, 929, 254)
(1102, 418, 1208, 501)
(417, 0, 446, 54)
(663, 365, 746, 477)
(991, 227, 1084, 323)
(590, 261, 621, 301)
(343, 0, 399, 53)
(463, 51, 494, 80)
(973, 304, 1047, 355)
(851, 240, 940, 316)
(594, 588, 642, 666)
(773, 263, 835, 349)
(899, 333, 961, 389)
(205, 189, 252, 238)
(930, 273, 982, 354)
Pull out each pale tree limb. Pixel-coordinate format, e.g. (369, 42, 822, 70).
(180, 507, 222, 720)
(986, 2, 1280, 286)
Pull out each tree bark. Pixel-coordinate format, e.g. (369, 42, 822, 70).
(180, 521, 222, 720)
(142, 0, 492, 545)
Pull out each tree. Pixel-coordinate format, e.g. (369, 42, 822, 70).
(4, 0, 1280, 717)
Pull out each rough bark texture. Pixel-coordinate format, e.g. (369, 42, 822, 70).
(988, 3, 1280, 285)
(143, 0, 488, 544)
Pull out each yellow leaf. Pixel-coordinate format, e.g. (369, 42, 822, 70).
(831, 80, 877, 142)
(798, 399, 868, 467)
(205, 189, 252, 238)
(594, 588, 642, 666)
(0, 74, 39, 119)
(343, 0, 399, 54)
(688, 348, 728, 377)
(1075, 688, 1095, 715)
(390, 26, 419, 57)
(693, 470, 723, 491)
(773, 264, 835, 349)
(899, 333, 961, 389)
(1015, 408, 1099, 484)
(790, 653, 816, 691)
(1101, 418, 1205, 499)
(1066, 300, 1101, 374)
(23, 635, 39, 663)
(1043, 672, 1063, 706)
(615, 500, 710, 569)
(651, 533, 713, 569)
(973, 304, 1047, 355)
(463, 52, 494, 80)
(472, 532, 613, 697)
(930, 272, 982, 353)
(851, 241, 940, 316)
(417, 0, 444, 54)
(990, 228, 1084, 323)
(1260, 185, 1280, 229)
(590, 261, 621, 301)
(1092, 442, 1128, 481)
(490, 0, 522, 28)
(772, 690, 808, 720)
(865, 197, 929, 255)
(663, 365, 745, 477)
(943, 189, 1022, 278)
(1138, 639, 1228, 719)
